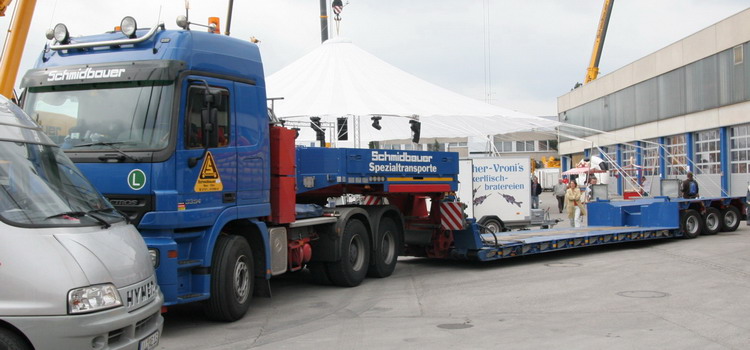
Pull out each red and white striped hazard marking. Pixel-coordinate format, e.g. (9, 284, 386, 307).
(362, 196, 381, 205)
(440, 202, 465, 230)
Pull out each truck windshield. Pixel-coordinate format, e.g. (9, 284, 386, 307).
(0, 140, 123, 227)
(24, 83, 173, 150)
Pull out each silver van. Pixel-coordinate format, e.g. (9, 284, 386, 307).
(0, 95, 163, 350)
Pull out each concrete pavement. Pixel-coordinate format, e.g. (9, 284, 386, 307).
(158, 191, 750, 349)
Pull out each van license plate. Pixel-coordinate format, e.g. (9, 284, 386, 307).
(139, 330, 160, 350)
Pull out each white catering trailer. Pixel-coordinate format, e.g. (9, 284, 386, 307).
(458, 157, 558, 232)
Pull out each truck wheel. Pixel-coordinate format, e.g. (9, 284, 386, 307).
(482, 218, 504, 233)
(720, 206, 741, 232)
(205, 234, 253, 322)
(0, 328, 30, 350)
(327, 219, 370, 287)
(308, 262, 332, 285)
(702, 207, 721, 235)
(368, 217, 400, 278)
(680, 209, 702, 239)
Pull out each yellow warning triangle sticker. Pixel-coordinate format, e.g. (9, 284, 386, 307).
(194, 151, 223, 192)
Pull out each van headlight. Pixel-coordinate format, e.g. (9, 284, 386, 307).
(68, 283, 122, 314)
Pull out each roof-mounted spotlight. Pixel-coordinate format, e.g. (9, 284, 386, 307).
(371, 116, 382, 130)
(120, 16, 138, 38)
(46, 23, 70, 44)
(176, 15, 189, 30)
(409, 120, 421, 143)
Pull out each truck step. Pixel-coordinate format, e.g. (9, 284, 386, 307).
(177, 293, 204, 300)
(177, 259, 203, 268)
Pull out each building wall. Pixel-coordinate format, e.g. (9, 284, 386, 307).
(558, 8, 750, 112)
(557, 8, 750, 197)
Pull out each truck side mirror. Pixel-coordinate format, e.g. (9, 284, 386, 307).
(207, 107, 218, 147)
(201, 107, 212, 146)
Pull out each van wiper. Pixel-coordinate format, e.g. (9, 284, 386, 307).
(88, 207, 130, 224)
(45, 211, 112, 228)
(73, 142, 140, 162)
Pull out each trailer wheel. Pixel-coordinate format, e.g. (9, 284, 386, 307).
(702, 207, 721, 235)
(205, 234, 253, 322)
(368, 217, 400, 278)
(0, 328, 31, 350)
(720, 206, 741, 232)
(680, 209, 702, 239)
(481, 218, 505, 233)
(327, 219, 370, 287)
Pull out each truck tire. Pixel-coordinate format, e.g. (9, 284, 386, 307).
(0, 328, 30, 350)
(308, 262, 332, 285)
(680, 209, 702, 239)
(702, 207, 721, 235)
(720, 206, 741, 232)
(327, 219, 370, 287)
(205, 234, 253, 322)
(481, 218, 505, 233)
(368, 217, 400, 278)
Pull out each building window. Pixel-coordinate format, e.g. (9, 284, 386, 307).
(642, 139, 660, 176)
(620, 143, 636, 176)
(600, 146, 617, 170)
(496, 141, 513, 152)
(538, 140, 557, 151)
(516, 140, 535, 152)
(694, 129, 721, 174)
(730, 124, 750, 174)
(538, 140, 549, 151)
(664, 134, 687, 176)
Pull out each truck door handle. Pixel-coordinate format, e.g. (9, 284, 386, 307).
(223, 192, 236, 203)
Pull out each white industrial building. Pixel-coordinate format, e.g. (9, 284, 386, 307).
(557, 8, 750, 197)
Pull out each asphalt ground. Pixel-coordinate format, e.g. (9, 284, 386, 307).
(158, 191, 750, 349)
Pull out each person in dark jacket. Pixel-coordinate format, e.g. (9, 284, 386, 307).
(531, 178, 542, 209)
(681, 172, 699, 199)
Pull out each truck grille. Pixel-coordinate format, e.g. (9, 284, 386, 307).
(105, 194, 153, 226)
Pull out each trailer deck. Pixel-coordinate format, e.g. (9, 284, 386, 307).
(450, 194, 746, 262)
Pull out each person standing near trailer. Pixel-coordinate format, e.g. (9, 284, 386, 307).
(553, 179, 567, 213)
(566, 181, 586, 227)
(531, 177, 542, 209)
(681, 172, 699, 199)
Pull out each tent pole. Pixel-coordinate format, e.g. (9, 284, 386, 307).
(319, 0, 329, 43)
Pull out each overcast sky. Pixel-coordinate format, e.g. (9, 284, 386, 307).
(1, 0, 748, 116)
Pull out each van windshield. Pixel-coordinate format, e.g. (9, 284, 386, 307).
(24, 83, 173, 150)
(0, 140, 123, 227)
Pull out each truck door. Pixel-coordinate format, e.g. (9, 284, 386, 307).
(175, 78, 237, 212)
(234, 82, 269, 207)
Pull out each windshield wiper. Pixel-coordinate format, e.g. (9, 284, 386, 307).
(88, 207, 130, 224)
(73, 142, 140, 162)
(45, 211, 87, 220)
(45, 211, 112, 228)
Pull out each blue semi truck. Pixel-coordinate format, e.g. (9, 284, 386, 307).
(21, 16, 747, 322)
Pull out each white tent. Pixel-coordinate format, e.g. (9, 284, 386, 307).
(266, 37, 558, 145)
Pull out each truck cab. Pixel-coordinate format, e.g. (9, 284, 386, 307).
(21, 20, 270, 319)
(0, 95, 163, 349)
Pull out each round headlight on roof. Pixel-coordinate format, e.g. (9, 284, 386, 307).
(52, 23, 69, 43)
(120, 16, 137, 38)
